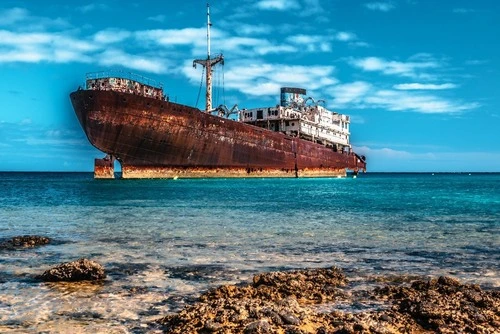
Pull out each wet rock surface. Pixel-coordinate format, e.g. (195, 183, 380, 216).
(37, 258, 106, 282)
(157, 267, 499, 333)
(372, 276, 500, 333)
(0, 235, 50, 249)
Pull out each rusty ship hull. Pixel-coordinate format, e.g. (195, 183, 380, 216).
(70, 89, 366, 178)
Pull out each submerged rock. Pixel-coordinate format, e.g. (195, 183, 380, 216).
(0, 235, 50, 249)
(157, 267, 500, 334)
(37, 258, 106, 282)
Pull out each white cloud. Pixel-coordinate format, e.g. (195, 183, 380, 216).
(0, 30, 51, 45)
(255, 0, 300, 11)
(350, 41, 370, 48)
(393, 83, 458, 90)
(138, 28, 318, 57)
(336, 31, 357, 41)
(364, 2, 395, 12)
(0, 30, 99, 63)
(147, 15, 166, 22)
(0, 31, 97, 52)
(254, 44, 298, 55)
(98, 49, 167, 74)
(287, 34, 317, 44)
(299, 0, 327, 17)
(136, 28, 206, 47)
(58, 36, 97, 52)
(184, 61, 337, 97)
(328, 81, 479, 114)
(76, 3, 109, 13)
(365, 90, 479, 114)
(0, 7, 29, 25)
(223, 36, 269, 50)
(465, 59, 488, 65)
(349, 56, 439, 79)
(94, 29, 131, 44)
(286, 34, 332, 52)
(328, 81, 372, 105)
(453, 8, 476, 14)
(0, 4, 480, 117)
(236, 24, 273, 36)
(0, 7, 69, 30)
(253, 0, 326, 18)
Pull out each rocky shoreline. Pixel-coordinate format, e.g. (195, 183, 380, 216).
(157, 267, 500, 333)
(2, 235, 499, 333)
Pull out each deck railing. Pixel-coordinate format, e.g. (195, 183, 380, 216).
(85, 70, 163, 89)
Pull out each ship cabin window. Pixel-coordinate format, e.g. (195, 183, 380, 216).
(257, 110, 263, 120)
(291, 122, 295, 126)
(285, 121, 289, 126)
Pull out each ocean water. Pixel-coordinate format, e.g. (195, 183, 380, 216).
(0, 172, 498, 332)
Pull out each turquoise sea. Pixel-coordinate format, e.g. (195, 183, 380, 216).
(0, 172, 499, 332)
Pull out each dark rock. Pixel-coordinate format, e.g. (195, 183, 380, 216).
(263, 309, 283, 325)
(203, 319, 222, 332)
(375, 276, 500, 333)
(284, 328, 308, 334)
(37, 258, 106, 282)
(379, 313, 391, 322)
(280, 313, 301, 325)
(0, 235, 50, 249)
(437, 275, 461, 287)
(244, 320, 271, 333)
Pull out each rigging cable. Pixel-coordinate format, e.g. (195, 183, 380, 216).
(195, 66, 205, 109)
(215, 64, 221, 107)
(222, 61, 226, 106)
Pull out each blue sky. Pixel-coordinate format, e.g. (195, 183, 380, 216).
(0, 0, 499, 172)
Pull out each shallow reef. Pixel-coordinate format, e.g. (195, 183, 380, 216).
(157, 267, 500, 334)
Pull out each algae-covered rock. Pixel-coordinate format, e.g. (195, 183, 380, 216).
(37, 258, 106, 282)
(0, 235, 50, 249)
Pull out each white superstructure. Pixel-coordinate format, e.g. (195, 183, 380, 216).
(239, 87, 352, 153)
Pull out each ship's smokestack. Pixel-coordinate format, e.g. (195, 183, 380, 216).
(280, 87, 307, 107)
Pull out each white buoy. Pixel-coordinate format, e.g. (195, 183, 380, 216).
(173, 176, 179, 180)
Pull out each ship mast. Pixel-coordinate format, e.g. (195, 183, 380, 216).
(193, 3, 224, 113)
